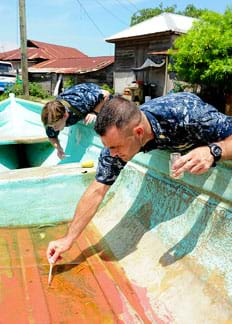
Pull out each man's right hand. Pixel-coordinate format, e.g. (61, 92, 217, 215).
(49, 138, 65, 159)
(57, 147, 65, 159)
(47, 236, 73, 264)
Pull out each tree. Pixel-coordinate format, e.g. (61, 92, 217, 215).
(130, 2, 176, 26)
(130, 2, 208, 26)
(178, 4, 210, 18)
(169, 8, 232, 97)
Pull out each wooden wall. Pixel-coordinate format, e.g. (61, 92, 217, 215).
(112, 33, 179, 100)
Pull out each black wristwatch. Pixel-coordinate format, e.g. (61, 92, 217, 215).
(208, 143, 222, 166)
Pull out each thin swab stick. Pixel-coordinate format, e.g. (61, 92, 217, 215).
(48, 262, 53, 286)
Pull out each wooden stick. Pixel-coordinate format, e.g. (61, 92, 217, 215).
(48, 262, 53, 286)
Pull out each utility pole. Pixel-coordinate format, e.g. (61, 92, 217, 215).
(19, 0, 29, 96)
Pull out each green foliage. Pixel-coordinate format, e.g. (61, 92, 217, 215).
(28, 82, 49, 99)
(4, 82, 49, 99)
(64, 76, 75, 89)
(101, 84, 114, 95)
(5, 83, 24, 96)
(0, 92, 9, 101)
(171, 81, 188, 93)
(169, 8, 232, 93)
(131, 2, 176, 26)
(178, 4, 211, 18)
(130, 2, 209, 26)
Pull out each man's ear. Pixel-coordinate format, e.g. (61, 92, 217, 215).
(64, 111, 69, 119)
(134, 125, 144, 137)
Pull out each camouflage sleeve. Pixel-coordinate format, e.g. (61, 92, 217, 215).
(95, 148, 127, 185)
(46, 126, 60, 139)
(196, 106, 232, 143)
(58, 83, 104, 114)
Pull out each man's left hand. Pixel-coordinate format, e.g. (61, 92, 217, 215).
(172, 146, 214, 176)
(84, 113, 97, 125)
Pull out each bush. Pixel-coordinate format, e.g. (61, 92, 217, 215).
(101, 84, 114, 95)
(170, 8, 232, 94)
(5, 83, 24, 96)
(0, 92, 9, 101)
(28, 82, 49, 99)
(4, 82, 49, 99)
(64, 76, 75, 89)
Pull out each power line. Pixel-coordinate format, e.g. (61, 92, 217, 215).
(126, 0, 139, 12)
(75, 0, 105, 37)
(113, 0, 135, 14)
(95, 0, 128, 27)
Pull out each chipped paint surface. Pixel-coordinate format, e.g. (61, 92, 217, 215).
(0, 97, 232, 322)
(92, 165, 232, 323)
(0, 224, 158, 323)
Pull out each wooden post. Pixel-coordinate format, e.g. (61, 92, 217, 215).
(163, 55, 168, 96)
(19, 0, 29, 96)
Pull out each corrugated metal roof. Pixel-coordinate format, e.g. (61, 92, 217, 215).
(0, 40, 114, 74)
(28, 40, 87, 58)
(29, 56, 114, 74)
(106, 12, 197, 42)
(0, 39, 87, 61)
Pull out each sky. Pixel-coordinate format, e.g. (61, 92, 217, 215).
(0, 0, 231, 57)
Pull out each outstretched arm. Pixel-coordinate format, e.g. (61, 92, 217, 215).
(47, 180, 110, 263)
(49, 137, 65, 159)
(172, 135, 232, 176)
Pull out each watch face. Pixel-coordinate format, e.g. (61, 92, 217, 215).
(210, 144, 222, 161)
(213, 146, 221, 156)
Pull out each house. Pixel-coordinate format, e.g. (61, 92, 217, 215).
(106, 13, 196, 102)
(0, 40, 114, 94)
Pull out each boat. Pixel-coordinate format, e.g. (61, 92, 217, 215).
(0, 94, 232, 323)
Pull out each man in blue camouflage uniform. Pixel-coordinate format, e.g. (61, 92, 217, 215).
(47, 92, 232, 263)
(41, 83, 111, 159)
(95, 92, 232, 184)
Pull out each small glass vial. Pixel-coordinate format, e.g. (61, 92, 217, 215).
(169, 152, 184, 179)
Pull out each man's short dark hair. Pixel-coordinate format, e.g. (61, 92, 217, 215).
(94, 96, 141, 136)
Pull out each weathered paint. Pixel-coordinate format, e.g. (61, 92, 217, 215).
(0, 164, 95, 226)
(92, 163, 232, 322)
(1, 225, 153, 323)
(0, 96, 232, 322)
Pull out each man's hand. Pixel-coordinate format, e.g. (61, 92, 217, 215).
(57, 147, 65, 159)
(49, 138, 65, 159)
(172, 146, 214, 176)
(84, 113, 97, 125)
(47, 236, 73, 264)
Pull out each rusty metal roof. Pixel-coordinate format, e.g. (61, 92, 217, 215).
(0, 40, 87, 61)
(29, 56, 114, 74)
(0, 40, 114, 74)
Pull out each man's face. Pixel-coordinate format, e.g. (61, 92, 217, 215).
(101, 125, 142, 162)
(48, 114, 67, 131)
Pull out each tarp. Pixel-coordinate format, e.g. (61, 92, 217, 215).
(132, 58, 165, 70)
